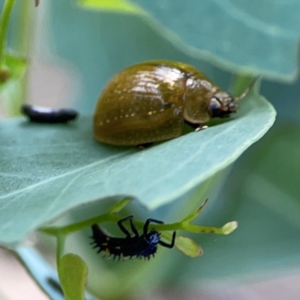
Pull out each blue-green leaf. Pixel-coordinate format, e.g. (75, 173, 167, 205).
(128, 0, 299, 80)
(0, 92, 275, 246)
(174, 122, 300, 286)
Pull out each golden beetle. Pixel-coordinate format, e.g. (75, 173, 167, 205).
(94, 61, 257, 146)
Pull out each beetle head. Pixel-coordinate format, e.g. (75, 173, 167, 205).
(209, 92, 237, 118)
(146, 229, 160, 245)
(209, 76, 259, 119)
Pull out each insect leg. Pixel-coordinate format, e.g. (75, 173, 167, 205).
(136, 142, 154, 149)
(118, 215, 134, 237)
(128, 217, 139, 237)
(158, 231, 176, 249)
(143, 218, 163, 235)
(184, 120, 208, 132)
(91, 224, 107, 248)
(195, 125, 208, 132)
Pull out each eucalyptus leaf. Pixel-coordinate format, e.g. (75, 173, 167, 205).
(127, 0, 299, 80)
(174, 122, 300, 286)
(49, 0, 231, 114)
(0, 92, 275, 247)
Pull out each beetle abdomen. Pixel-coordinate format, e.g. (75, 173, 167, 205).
(94, 63, 187, 145)
(91, 224, 157, 259)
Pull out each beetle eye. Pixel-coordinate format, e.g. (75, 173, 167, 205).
(210, 97, 222, 110)
(148, 232, 160, 244)
(209, 97, 225, 118)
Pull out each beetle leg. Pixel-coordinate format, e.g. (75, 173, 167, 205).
(118, 215, 139, 237)
(195, 125, 208, 132)
(128, 217, 139, 237)
(184, 120, 208, 131)
(158, 231, 176, 249)
(136, 142, 154, 149)
(118, 216, 134, 237)
(143, 218, 164, 235)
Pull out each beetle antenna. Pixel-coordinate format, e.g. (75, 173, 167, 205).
(234, 76, 259, 102)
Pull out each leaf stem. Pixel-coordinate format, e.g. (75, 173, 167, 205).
(40, 213, 120, 236)
(40, 210, 236, 237)
(230, 74, 261, 96)
(56, 233, 66, 268)
(39, 198, 237, 264)
(0, 0, 15, 70)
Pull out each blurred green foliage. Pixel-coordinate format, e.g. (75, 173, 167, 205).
(0, 0, 299, 299)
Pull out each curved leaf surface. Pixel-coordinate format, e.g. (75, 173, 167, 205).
(0, 93, 275, 246)
(174, 122, 300, 285)
(128, 0, 299, 80)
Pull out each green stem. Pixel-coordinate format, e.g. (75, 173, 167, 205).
(56, 233, 66, 268)
(40, 213, 120, 236)
(230, 74, 261, 96)
(39, 191, 237, 237)
(0, 0, 15, 69)
(40, 214, 234, 237)
(40, 198, 134, 236)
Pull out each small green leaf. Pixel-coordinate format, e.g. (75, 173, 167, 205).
(221, 221, 238, 235)
(58, 253, 88, 300)
(77, 0, 140, 13)
(175, 236, 203, 257)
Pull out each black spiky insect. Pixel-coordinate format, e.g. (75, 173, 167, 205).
(21, 104, 78, 123)
(90, 216, 176, 260)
